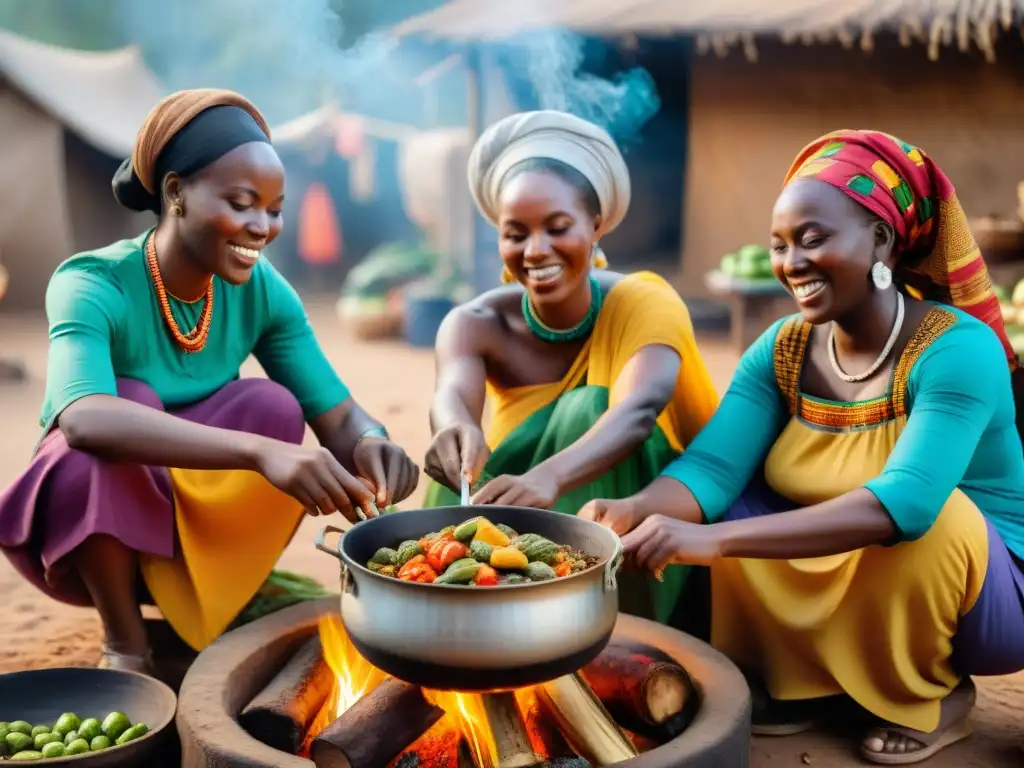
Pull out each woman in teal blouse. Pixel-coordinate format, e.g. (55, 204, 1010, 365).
(582, 131, 1024, 764)
(0, 89, 418, 672)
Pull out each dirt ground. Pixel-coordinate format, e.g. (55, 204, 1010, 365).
(0, 300, 1020, 766)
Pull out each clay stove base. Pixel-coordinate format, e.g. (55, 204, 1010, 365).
(176, 597, 752, 768)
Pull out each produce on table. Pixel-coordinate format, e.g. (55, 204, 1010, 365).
(365, 517, 600, 586)
(0, 711, 148, 760)
(718, 244, 773, 280)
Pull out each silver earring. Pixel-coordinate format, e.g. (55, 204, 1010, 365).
(871, 261, 893, 290)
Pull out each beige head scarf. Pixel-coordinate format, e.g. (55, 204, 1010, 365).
(467, 110, 631, 236)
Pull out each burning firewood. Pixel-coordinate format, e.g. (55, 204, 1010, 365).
(311, 677, 446, 768)
(239, 635, 335, 753)
(480, 692, 543, 768)
(537, 674, 638, 766)
(578, 641, 696, 742)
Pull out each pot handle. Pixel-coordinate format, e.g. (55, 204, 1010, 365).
(603, 535, 623, 593)
(314, 525, 346, 560)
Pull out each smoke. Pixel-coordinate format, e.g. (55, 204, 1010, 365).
(112, 0, 660, 144)
(497, 29, 661, 148)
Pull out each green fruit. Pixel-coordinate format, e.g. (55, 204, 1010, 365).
(65, 738, 90, 755)
(524, 561, 557, 581)
(469, 540, 493, 563)
(452, 518, 479, 543)
(53, 712, 81, 737)
(495, 523, 517, 539)
(63, 730, 79, 745)
(738, 243, 770, 262)
(435, 558, 480, 585)
(10, 750, 44, 760)
(719, 253, 738, 276)
(8, 722, 32, 736)
(369, 547, 398, 567)
(41, 742, 66, 758)
(5, 732, 33, 753)
(33, 732, 60, 750)
(77, 718, 101, 742)
(396, 540, 424, 565)
(90, 734, 112, 751)
(29, 726, 50, 738)
(114, 722, 150, 745)
(101, 712, 131, 741)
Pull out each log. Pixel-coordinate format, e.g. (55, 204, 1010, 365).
(239, 636, 335, 753)
(311, 678, 445, 768)
(537, 674, 638, 766)
(579, 641, 696, 741)
(391, 732, 479, 768)
(480, 692, 543, 768)
(515, 689, 574, 760)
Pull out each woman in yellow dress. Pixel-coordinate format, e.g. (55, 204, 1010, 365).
(582, 130, 1024, 764)
(422, 110, 719, 623)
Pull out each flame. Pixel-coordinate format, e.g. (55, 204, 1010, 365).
(316, 618, 563, 768)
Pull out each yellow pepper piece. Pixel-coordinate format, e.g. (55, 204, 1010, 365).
(490, 546, 528, 570)
(473, 518, 511, 547)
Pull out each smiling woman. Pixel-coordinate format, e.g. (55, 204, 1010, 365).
(0, 89, 419, 675)
(421, 110, 720, 627)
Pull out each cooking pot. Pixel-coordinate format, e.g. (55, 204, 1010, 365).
(314, 505, 622, 691)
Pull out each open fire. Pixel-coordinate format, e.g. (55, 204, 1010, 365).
(298, 615, 695, 768)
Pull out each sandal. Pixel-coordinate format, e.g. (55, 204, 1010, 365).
(859, 680, 975, 765)
(97, 646, 156, 677)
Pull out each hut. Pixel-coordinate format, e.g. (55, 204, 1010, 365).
(392, 0, 1024, 334)
(0, 30, 162, 311)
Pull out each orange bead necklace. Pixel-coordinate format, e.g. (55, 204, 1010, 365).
(145, 233, 214, 354)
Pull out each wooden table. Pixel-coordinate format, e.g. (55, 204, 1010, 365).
(705, 271, 792, 355)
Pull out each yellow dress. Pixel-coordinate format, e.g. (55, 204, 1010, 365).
(710, 310, 989, 732)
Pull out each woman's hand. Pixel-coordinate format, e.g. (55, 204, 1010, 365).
(253, 440, 378, 523)
(353, 436, 420, 508)
(578, 497, 641, 535)
(621, 515, 725, 576)
(424, 424, 490, 490)
(471, 469, 560, 509)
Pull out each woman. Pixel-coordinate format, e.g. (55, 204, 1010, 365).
(422, 110, 719, 623)
(0, 89, 418, 672)
(582, 130, 1024, 764)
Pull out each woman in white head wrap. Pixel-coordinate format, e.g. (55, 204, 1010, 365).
(421, 110, 720, 624)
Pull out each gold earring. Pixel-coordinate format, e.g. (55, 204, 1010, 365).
(499, 265, 515, 284)
(592, 243, 608, 270)
(169, 200, 183, 217)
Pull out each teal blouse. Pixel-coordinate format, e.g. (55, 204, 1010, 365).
(40, 230, 350, 432)
(663, 306, 1024, 560)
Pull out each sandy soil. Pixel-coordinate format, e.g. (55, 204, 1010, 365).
(0, 300, 1020, 766)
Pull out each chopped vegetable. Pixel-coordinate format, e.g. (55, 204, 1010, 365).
(369, 547, 398, 567)
(514, 534, 561, 565)
(473, 564, 499, 586)
(397, 555, 438, 583)
(427, 539, 468, 573)
(473, 518, 511, 547)
(525, 562, 557, 581)
(490, 546, 529, 570)
(435, 558, 481, 584)
(397, 540, 424, 565)
(469, 540, 494, 563)
(496, 523, 518, 539)
(453, 518, 479, 542)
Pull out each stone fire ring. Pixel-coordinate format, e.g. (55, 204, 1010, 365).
(176, 597, 752, 768)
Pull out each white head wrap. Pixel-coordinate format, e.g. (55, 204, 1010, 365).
(467, 110, 631, 237)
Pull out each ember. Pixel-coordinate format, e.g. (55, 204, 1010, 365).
(303, 615, 695, 768)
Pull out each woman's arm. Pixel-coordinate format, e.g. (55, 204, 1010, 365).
(423, 306, 491, 488)
(624, 320, 1006, 570)
(533, 344, 681, 493)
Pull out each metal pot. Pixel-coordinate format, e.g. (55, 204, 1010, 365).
(314, 505, 622, 691)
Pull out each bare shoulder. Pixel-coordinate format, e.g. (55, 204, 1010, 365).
(436, 286, 518, 353)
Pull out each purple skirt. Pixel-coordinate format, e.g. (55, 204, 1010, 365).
(0, 378, 306, 606)
(727, 472, 1024, 677)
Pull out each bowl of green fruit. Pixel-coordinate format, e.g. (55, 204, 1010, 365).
(0, 668, 176, 764)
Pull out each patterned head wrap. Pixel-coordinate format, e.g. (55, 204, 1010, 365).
(784, 129, 1016, 370)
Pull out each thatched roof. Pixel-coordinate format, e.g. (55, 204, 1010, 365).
(0, 29, 163, 157)
(392, 0, 1024, 62)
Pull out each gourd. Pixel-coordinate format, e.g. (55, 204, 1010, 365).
(490, 546, 528, 570)
(473, 518, 511, 547)
(369, 547, 398, 567)
(469, 540, 494, 563)
(502, 574, 527, 585)
(496, 523, 518, 539)
(453, 518, 479, 543)
(397, 540, 424, 565)
(436, 558, 481, 584)
(525, 562, 556, 581)
(514, 534, 560, 565)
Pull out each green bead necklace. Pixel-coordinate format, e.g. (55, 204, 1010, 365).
(521, 276, 603, 343)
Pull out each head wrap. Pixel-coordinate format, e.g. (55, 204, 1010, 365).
(467, 110, 631, 237)
(112, 88, 272, 214)
(784, 129, 1016, 370)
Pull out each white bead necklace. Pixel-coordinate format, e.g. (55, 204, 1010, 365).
(828, 292, 905, 383)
